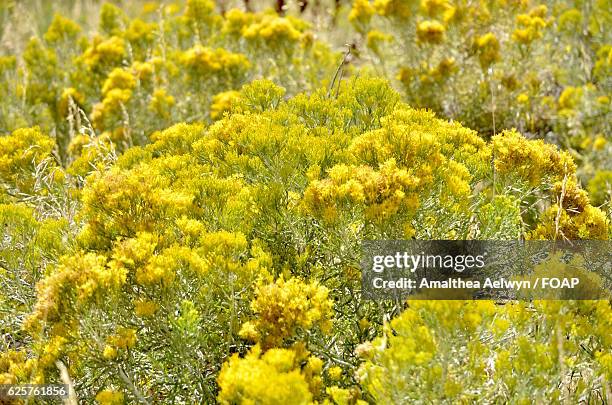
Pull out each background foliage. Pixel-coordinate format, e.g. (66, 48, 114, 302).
(0, 1, 610, 404)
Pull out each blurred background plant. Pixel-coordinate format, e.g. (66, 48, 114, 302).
(348, 0, 611, 208)
(0, 0, 340, 166)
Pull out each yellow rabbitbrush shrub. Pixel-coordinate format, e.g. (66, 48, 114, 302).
(1, 77, 608, 403)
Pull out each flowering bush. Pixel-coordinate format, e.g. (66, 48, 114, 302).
(1, 74, 609, 402)
(349, 0, 611, 191)
(0, 1, 338, 162)
(0, 1, 610, 404)
(358, 300, 611, 403)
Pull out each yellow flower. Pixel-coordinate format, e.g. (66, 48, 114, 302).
(0, 127, 55, 193)
(349, 0, 375, 27)
(82, 36, 126, 68)
(420, 0, 450, 17)
(328, 366, 343, 381)
(210, 90, 242, 120)
(181, 45, 251, 78)
(593, 134, 607, 151)
(44, 13, 81, 44)
(39, 336, 68, 368)
(102, 68, 136, 96)
(107, 328, 137, 350)
(242, 15, 303, 45)
(99, 3, 127, 35)
(492, 318, 510, 337)
(373, 0, 412, 18)
(125, 18, 156, 43)
(529, 5, 547, 18)
(493, 129, 575, 186)
(223, 8, 253, 36)
(475, 32, 500, 69)
(218, 345, 312, 404)
(238, 277, 333, 348)
(134, 300, 158, 317)
(512, 12, 547, 45)
(430, 57, 456, 80)
(558, 86, 582, 110)
(558, 9, 582, 32)
(95, 390, 124, 405)
(185, 0, 215, 22)
(416, 20, 445, 44)
(136, 253, 177, 285)
(102, 345, 117, 359)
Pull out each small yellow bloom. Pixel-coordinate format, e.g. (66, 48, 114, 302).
(102, 345, 117, 359)
(134, 300, 158, 317)
(95, 390, 124, 405)
(416, 20, 445, 44)
(328, 366, 343, 381)
(475, 32, 500, 68)
(593, 134, 607, 151)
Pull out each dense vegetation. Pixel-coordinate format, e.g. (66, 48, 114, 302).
(0, 1, 610, 404)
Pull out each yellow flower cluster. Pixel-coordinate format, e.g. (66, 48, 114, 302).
(0, 349, 29, 384)
(218, 345, 314, 404)
(512, 6, 548, 45)
(210, 90, 242, 120)
(95, 390, 124, 405)
(185, 0, 215, 22)
(0, 1, 338, 164)
(348, 0, 609, 189)
(25, 252, 124, 331)
(82, 36, 126, 69)
(349, 0, 376, 28)
(302, 159, 421, 224)
(372, 0, 413, 19)
(101, 68, 136, 96)
(242, 15, 303, 44)
(0, 127, 56, 193)
(180, 45, 251, 78)
(44, 13, 81, 44)
(239, 277, 333, 348)
(0, 70, 608, 402)
(416, 20, 446, 44)
(134, 299, 159, 317)
(530, 203, 608, 240)
(493, 129, 575, 186)
(106, 328, 137, 351)
(474, 32, 500, 69)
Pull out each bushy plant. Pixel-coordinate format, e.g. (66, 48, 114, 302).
(1, 77, 608, 403)
(0, 1, 338, 164)
(0, 1, 609, 404)
(349, 0, 611, 187)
